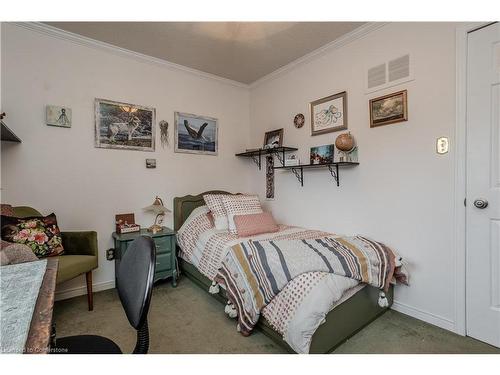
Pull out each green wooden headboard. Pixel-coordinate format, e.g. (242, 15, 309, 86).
(173, 190, 238, 232)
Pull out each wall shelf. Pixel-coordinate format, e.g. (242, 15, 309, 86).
(274, 162, 359, 187)
(235, 146, 298, 170)
(1, 121, 21, 143)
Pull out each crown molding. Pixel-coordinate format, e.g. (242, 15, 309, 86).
(9, 22, 387, 90)
(9, 22, 250, 90)
(249, 22, 389, 89)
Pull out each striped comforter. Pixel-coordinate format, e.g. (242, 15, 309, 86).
(215, 236, 406, 336)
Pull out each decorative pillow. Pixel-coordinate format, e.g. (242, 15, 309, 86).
(234, 212, 279, 237)
(203, 194, 230, 230)
(177, 205, 215, 261)
(221, 194, 263, 234)
(1, 204, 14, 216)
(1, 239, 13, 249)
(1, 213, 64, 258)
(1, 243, 39, 265)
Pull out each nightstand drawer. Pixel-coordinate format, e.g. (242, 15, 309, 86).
(156, 252, 172, 272)
(153, 236, 173, 254)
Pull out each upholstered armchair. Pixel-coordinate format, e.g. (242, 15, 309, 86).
(12, 206, 98, 310)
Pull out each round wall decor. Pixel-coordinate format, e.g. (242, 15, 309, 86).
(293, 113, 305, 128)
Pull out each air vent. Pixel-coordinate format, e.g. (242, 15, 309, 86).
(368, 64, 386, 89)
(366, 54, 413, 93)
(388, 54, 410, 82)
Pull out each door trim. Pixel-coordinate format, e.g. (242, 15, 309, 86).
(454, 22, 493, 336)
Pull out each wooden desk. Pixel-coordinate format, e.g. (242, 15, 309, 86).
(0, 258, 58, 354)
(25, 258, 58, 354)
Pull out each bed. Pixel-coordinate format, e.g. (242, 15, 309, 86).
(173, 190, 393, 354)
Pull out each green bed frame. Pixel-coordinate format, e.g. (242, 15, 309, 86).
(173, 191, 393, 354)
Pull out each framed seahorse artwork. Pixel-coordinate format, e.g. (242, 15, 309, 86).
(94, 98, 155, 151)
(310, 91, 347, 136)
(174, 111, 218, 156)
(46, 105, 72, 128)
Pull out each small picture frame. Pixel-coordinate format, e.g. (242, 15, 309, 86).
(263, 128, 284, 149)
(310, 91, 347, 136)
(310, 144, 335, 164)
(46, 105, 72, 128)
(145, 159, 156, 168)
(369, 90, 408, 127)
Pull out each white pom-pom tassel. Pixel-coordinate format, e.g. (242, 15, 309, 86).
(236, 324, 241, 332)
(224, 302, 238, 319)
(378, 291, 389, 308)
(209, 281, 220, 294)
(395, 256, 403, 267)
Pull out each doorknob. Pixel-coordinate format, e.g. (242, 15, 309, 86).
(473, 199, 488, 209)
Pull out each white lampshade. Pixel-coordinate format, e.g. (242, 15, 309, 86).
(143, 196, 171, 214)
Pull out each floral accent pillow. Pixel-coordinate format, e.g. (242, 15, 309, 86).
(1, 213, 64, 258)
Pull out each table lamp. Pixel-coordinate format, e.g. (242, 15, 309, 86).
(143, 196, 171, 234)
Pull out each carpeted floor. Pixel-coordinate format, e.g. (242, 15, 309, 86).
(54, 277, 500, 354)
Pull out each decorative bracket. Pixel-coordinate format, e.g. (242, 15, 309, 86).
(290, 167, 304, 186)
(251, 152, 262, 170)
(274, 148, 286, 167)
(327, 164, 340, 186)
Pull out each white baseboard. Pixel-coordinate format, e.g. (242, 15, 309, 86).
(391, 300, 456, 332)
(55, 280, 115, 301)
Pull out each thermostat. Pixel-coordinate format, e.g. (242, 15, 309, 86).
(436, 137, 449, 154)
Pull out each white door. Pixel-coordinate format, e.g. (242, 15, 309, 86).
(466, 22, 500, 348)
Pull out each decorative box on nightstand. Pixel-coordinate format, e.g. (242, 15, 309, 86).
(112, 227, 177, 286)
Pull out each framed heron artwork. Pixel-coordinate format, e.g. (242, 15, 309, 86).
(95, 98, 155, 151)
(310, 91, 347, 136)
(174, 112, 218, 155)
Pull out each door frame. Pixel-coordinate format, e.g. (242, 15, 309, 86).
(454, 22, 495, 336)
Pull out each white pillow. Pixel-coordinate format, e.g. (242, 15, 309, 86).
(203, 194, 229, 230)
(221, 195, 263, 234)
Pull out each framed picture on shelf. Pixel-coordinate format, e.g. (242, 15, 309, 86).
(174, 112, 218, 155)
(369, 90, 408, 127)
(310, 91, 347, 136)
(310, 144, 335, 164)
(263, 128, 284, 149)
(95, 98, 155, 151)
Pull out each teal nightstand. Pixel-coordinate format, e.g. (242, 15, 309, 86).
(112, 227, 177, 286)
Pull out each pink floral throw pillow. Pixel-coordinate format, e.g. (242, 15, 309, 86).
(1, 213, 64, 258)
(234, 212, 279, 237)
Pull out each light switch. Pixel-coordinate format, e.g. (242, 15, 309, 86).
(436, 137, 449, 154)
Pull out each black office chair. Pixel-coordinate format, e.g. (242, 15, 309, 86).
(54, 236, 156, 354)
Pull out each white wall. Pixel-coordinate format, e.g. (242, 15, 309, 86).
(1, 22, 464, 334)
(0, 23, 251, 297)
(0, 22, 2, 110)
(249, 23, 460, 332)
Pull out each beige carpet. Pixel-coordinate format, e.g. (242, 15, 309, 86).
(54, 277, 500, 354)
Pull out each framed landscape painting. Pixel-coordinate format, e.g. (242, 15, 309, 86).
(310, 91, 347, 136)
(95, 98, 155, 151)
(369, 90, 408, 127)
(174, 112, 218, 155)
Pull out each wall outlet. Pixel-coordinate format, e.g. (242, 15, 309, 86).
(436, 137, 449, 154)
(106, 248, 115, 261)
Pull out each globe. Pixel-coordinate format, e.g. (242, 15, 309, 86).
(335, 132, 355, 152)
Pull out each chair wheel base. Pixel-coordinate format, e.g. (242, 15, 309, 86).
(53, 335, 122, 354)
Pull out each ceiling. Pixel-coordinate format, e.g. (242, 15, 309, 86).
(45, 22, 364, 84)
